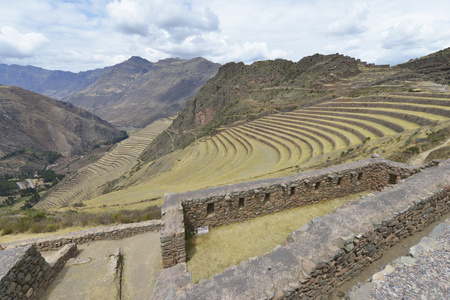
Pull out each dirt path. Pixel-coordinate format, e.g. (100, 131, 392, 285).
(42, 231, 161, 300)
(408, 137, 450, 165)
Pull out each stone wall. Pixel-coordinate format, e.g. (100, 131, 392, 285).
(181, 159, 421, 233)
(153, 159, 448, 299)
(0, 243, 77, 299)
(3, 220, 161, 252)
(160, 158, 428, 269)
(160, 195, 186, 268)
(161, 158, 435, 268)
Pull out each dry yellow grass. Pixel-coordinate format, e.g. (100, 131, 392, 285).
(36, 119, 172, 210)
(186, 191, 371, 282)
(41, 91, 450, 213)
(0, 226, 91, 244)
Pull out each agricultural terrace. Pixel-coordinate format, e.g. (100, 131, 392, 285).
(75, 92, 450, 212)
(34, 119, 171, 210)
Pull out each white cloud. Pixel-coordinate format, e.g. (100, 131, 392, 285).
(107, 0, 220, 42)
(382, 19, 428, 50)
(107, 0, 151, 36)
(0, 26, 48, 59)
(0, 0, 450, 71)
(327, 2, 369, 36)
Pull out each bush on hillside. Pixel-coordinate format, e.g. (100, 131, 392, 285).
(0, 205, 161, 236)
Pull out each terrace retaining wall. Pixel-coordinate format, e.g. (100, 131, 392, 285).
(2, 220, 161, 252)
(154, 159, 448, 299)
(0, 243, 77, 299)
(161, 158, 441, 269)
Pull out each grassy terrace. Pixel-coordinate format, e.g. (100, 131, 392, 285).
(186, 191, 372, 282)
(36, 92, 450, 213)
(34, 119, 171, 210)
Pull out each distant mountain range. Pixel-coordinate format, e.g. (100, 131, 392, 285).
(66, 57, 221, 127)
(0, 57, 221, 128)
(0, 85, 123, 175)
(0, 63, 109, 100)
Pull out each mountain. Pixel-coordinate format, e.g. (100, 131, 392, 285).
(141, 53, 364, 160)
(65, 57, 221, 127)
(397, 47, 450, 84)
(141, 48, 450, 162)
(0, 85, 124, 175)
(0, 64, 109, 100)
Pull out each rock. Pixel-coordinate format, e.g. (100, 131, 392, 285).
(72, 257, 92, 265)
(392, 256, 417, 267)
(26, 287, 34, 298)
(372, 264, 394, 282)
(371, 153, 382, 158)
(347, 282, 377, 300)
(409, 237, 437, 257)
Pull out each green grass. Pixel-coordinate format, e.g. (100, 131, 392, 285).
(426, 145, 450, 161)
(186, 191, 371, 282)
(0, 205, 161, 241)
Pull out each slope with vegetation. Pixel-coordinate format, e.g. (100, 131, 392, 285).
(34, 119, 172, 210)
(0, 85, 123, 175)
(31, 49, 450, 214)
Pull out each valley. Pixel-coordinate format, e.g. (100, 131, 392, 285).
(1, 48, 450, 300)
(15, 50, 449, 215)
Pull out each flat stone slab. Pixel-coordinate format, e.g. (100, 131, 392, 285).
(347, 218, 450, 299)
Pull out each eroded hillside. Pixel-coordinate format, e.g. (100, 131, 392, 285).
(0, 85, 123, 175)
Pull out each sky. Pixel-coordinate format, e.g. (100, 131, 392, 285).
(0, 0, 449, 72)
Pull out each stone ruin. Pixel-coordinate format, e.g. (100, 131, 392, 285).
(154, 158, 449, 299)
(1, 158, 448, 299)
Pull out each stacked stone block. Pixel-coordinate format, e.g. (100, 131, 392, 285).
(154, 158, 448, 299)
(0, 244, 77, 299)
(3, 220, 161, 252)
(181, 159, 421, 233)
(160, 195, 186, 268)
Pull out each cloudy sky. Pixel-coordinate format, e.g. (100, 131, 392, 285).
(0, 0, 449, 72)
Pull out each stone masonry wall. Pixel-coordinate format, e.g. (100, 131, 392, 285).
(153, 159, 449, 299)
(0, 243, 77, 300)
(3, 220, 160, 252)
(181, 158, 421, 233)
(159, 158, 433, 269)
(160, 195, 186, 268)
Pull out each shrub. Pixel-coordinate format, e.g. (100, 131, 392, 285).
(45, 224, 60, 232)
(1, 227, 13, 236)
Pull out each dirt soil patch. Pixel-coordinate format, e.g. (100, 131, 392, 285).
(41, 231, 161, 300)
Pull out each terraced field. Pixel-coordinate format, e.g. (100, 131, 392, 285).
(34, 119, 171, 210)
(73, 92, 450, 212)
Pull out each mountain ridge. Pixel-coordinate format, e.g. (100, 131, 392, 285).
(65, 56, 221, 127)
(0, 57, 221, 128)
(0, 63, 110, 100)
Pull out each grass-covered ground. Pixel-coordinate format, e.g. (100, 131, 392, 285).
(0, 205, 160, 243)
(185, 191, 371, 282)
